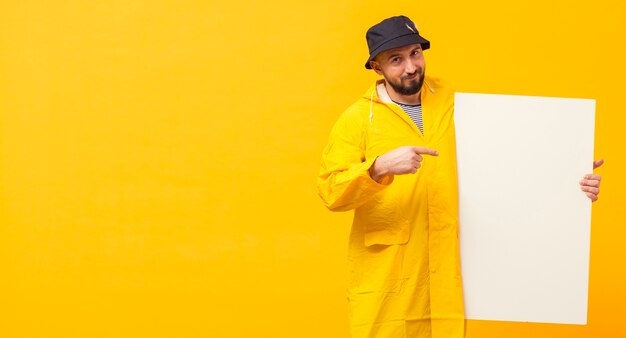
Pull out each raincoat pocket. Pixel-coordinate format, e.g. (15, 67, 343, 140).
(356, 191, 410, 247)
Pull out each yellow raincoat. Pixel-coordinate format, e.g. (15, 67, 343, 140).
(318, 76, 464, 338)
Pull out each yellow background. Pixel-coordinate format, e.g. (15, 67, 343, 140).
(1, 1, 624, 337)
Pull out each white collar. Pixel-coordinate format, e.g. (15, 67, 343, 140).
(376, 81, 394, 104)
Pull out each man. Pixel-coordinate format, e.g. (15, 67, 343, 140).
(317, 16, 603, 338)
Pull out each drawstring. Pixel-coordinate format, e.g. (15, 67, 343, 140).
(369, 89, 374, 125)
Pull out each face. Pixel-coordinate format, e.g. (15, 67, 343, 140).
(369, 44, 425, 97)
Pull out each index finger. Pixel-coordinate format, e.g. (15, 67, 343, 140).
(411, 146, 439, 156)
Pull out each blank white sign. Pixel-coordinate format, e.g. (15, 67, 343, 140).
(454, 92, 595, 325)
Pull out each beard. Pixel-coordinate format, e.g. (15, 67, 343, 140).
(386, 67, 425, 96)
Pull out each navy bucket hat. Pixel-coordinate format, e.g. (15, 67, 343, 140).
(364, 16, 430, 69)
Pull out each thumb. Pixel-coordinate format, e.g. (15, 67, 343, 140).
(593, 159, 604, 170)
(411, 146, 439, 156)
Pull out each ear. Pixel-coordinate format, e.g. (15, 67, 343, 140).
(370, 61, 383, 75)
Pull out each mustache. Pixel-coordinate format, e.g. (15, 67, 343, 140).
(402, 69, 422, 80)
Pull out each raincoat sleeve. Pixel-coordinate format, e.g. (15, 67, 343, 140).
(317, 106, 392, 211)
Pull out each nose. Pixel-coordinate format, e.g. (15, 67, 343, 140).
(404, 61, 416, 75)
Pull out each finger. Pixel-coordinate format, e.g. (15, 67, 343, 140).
(580, 185, 600, 195)
(586, 192, 598, 202)
(582, 174, 602, 185)
(412, 154, 423, 162)
(593, 159, 604, 169)
(411, 146, 439, 156)
(584, 174, 602, 180)
(580, 179, 601, 188)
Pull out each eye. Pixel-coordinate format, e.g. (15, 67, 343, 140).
(391, 57, 400, 63)
(412, 49, 422, 56)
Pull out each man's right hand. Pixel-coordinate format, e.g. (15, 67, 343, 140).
(369, 146, 439, 183)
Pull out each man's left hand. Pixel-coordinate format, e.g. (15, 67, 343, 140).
(580, 159, 604, 202)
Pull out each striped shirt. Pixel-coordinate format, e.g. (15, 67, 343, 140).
(393, 101, 424, 134)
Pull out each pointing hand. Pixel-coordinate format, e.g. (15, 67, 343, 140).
(369, 146, 439, 182)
